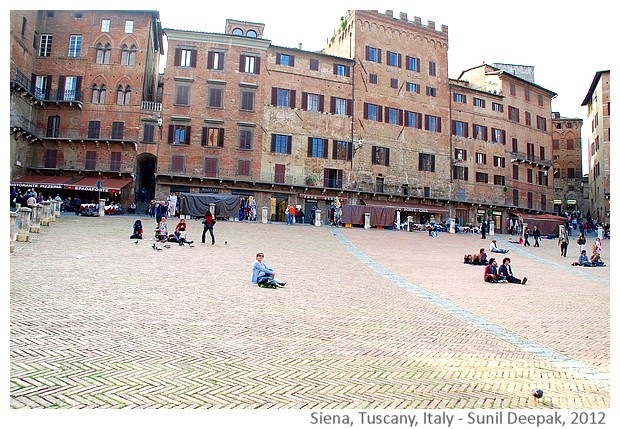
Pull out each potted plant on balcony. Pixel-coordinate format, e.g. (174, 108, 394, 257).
(305, 174, 318, 186)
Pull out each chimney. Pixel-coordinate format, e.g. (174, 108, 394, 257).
(298, 43, 302, 50)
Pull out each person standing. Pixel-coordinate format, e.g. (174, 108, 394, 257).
(593, 237, 603, 256)
(480, 220, 487, 239)
(577, 232, 587, 253)
(523, 227, 531, 246)
(202, 210, 216, 245)
(498, 257, 527, 284)
(74, 195, 81, 216)
(533, 226, 541, 247)
(168, 192, 178, 218)
(558, 229, 569, 257)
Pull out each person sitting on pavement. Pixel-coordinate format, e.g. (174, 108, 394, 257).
(589, 250, 606, 267)
(173, 218, 194, 246)
(251, 252, 286, 288)
(572, 250, 593, 267)
(498, 257, 527, 284)
(484, 258, 504, 283)
(490, 239, 509, 254)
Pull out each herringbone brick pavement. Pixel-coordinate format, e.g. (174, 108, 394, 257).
(10, 215, 610, 411)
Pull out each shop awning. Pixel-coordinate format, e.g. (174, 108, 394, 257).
(11, 175, 84, 189)
(65, 177, 132, 192)
(361, 198, 449, 213)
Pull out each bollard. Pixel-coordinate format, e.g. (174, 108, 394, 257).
(364, 212, 371, 229)
(48, 200, 57, 221)
(449, 218, 455, 233)
(314, 209, 322, 226)
(489, 220, 495, 236)
(17, 207, 32, 242)
(40, 201, 51, 226)
(30, 203, 42, 233)
(10, 211, 17, 253)
(261, 206, 268, 224)
(407, 215, 413, 232)
(98, 198, 106, 217)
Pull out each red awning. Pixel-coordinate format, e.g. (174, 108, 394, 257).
(361, 198, 449, 213)
(11, 175, 84, 189)
(66, 177, 132, 192)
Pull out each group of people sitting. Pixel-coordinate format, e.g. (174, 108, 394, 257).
(464, 239, 511, 265)
(484, 257, 527, 284)
(571, 249, 606, 267)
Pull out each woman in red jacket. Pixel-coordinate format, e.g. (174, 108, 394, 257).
(202, 210, 216, 244)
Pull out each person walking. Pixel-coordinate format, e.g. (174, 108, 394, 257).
(533, 226, 541, 247)
(558, 229, 569, 257)
(523, 226, 531, 246)
(593, 237, 602, 257)
(201, 209, 216, 245)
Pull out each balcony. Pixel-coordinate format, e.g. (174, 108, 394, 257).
(510, 151, 553, 169)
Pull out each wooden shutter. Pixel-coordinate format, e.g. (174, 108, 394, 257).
(372, 147, 377, 164)
(301, 92, 308, 110)
(271, 134, 276, 152)
(346, 99, 352, 116)
(201, 127, 207, 146)
(276, 53, 281, 65)
(290, 55, 295, 67)
(437, 117, 442, 133)
(290, 90, 296, 108)
(322, 139, 328, 158)
(174, 48, 181, 66)
(271, 87, 278, 105)
(168, 124, 174, 143)
(239, 55, 245, 72)
(347, 141, 352, 161)
(286, 135, 292, 154)
(377, 105, 383, 122)
(331, 97, 336, 114)
(254, 57, 261, 74)
(431, 154, 436, 172)
(218, 128, 224, 147)
(307, 137, 313, 156)
(337, 170, 343, 188)
(385, 148, 390, 166)
(378, 49, 382, 63)
(319, 95, 325, 112)
(190, 50, 197, 68)
(398, 109, 404, 126)
(207, 51, 214, 69)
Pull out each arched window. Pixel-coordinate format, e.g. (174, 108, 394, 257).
(99, 84, 106, 104)
(91, 84, 107, 104)
(116, 85, 131, 105)
(246, 29, 257, 38)
(232, 28, 243, 36)
(121, 44, 137, 65)
(120, 44, 129, 65)
(128, 44, 137, 65)
(95, 42, 112, 64)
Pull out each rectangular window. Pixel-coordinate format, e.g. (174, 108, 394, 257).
(143, 123, 155, 143)
(369, 74, 378, 84)
(508, 106, 520, 122)
(85, 151, 97, 170)
(87, 121, 100, 139)
(453, 93, 467, 103)
(101, 19, 110, 32)
(303, 93, 321, 112)
(331, 97, 350, 116)
(491, 128, 505, 144)
(451, 120, 468, 137)
(406, 82, 420, 93)
(46, 115, 60, 137)
(168, 124, 191, 145)
(492, 102, 503, 112)
(333, 140, 351, 161)
(307, 137, 328, 158)
(178, 49, 194, 67)
(364, 103, 381, 122)
(525, 111, 532, 126)
(240, 54, 260, 74)
(333, 63, 350, 76)
(476, 172, 489, 183)
(418, 153, 435, 172)
(44, 149, 58, 168)
(372, 146, 390, 166)
(175, 155, 194, 176)
(110, 152, 122, 171)
(527, 192, 533, 209)
(175, 83, 191, 105)
(237, 159, 251, 176)
(240, 90, 255, 111)
(309, 58, 319, 71)
(429, 61, 437, 76)
(201, 127, 224, 147)
(271, 134, 292, 154)
(455, 149, 467, 161)
(208, 86, 224, 108)
(390, 78, 398, 89)
(426, 86, 437, 97)
(324, 168, 344, 188)
(493, 156, 505, 168)
(272, 87, 295, 108)
(539, 146, 546, 160)
(512, 138, 519, 153)
(513, 189, 519, 206)
(453, 165, 468, 181)
(366, 46, 380, 63)
(239, 128, 253, 149)
(425, 115, 441, 132)
(276, 53, 294, 66)
(536, 115, 547, 131)
(538, 94, 544, 107)
(473, 97, 485, 108)
(274, 164, 286, 184)
(566, 139, 574, 150)
(494, 175, 505, 186)
(375, 177, 384, 193)
(512, 165, 519, 180)
(475, 152, 487, 165)
(524, 88, 531, 101)
(405, 111, 422, 128)
(39, 34, 52, 56)
(387, 51, 401, 67)
(510, 83, 516, 96)
(203, 157, 218, 177)
(124, 20, 134, 33)
(68, 35, 82, 57)
(527, 168, 533, 183)
(111, 122, 124, 139)
(406, 55, 420, 72)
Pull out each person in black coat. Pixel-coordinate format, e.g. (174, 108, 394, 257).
(533, 225, 541, 247)
(74, 196, 81, 215)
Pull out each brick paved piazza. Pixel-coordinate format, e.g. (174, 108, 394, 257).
(10, 215, 610, 417)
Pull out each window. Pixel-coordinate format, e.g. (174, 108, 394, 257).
(406, 82, 420, 93)
(418, 153, 435, 172)
(309, 58, 319, 71)
(302, 92, 322, 112)
(121, 44, 137, 66)
(508, 106, 520, 122)
(366, 46, 380, 63)
(307, 137, 328, 158)
(453, 93, 467, 103)
(375, 177, 384, 193)
(527, 168, 533, 183)
(85, 151, 97, 170)
(512, 165, 519, 180)
(111, 122, 124, 139)
(364, 103, 382, 122)
(475, 152, 487, 165)
(527, 142, 535, 158)
(274, 164, 286, 184)
(39, 34, 52, 56)
(237, 159, 251, 176)
(473, 124, 487, 140)
(372, 146, 390, 166)
(524, 88, 531, 101)
(62, 76, 79, 101)
(35, 76, 50, 99)
(539, 171, 549, 186)
(455, 149, 467, 161)
(527, 192, 533, 209)
(87, 121, 100, 139)
(453, 165, 468, 181)
(96, 43, 111, 64)
(369, 74, 378, 84)
(510, 83, 516, 96)
(333, 140, 351, 161)
(539, 146, 546, 161)
(429, 61, 437, 76)
(271, 134, 292, 154)
(493, 156, 505, 168)
(333, 63, 350, 76)
(175, 83, 191, 105)
(406, 55, 420, 72)
(451, 120, 468, 137)
(68, 35, 82, 57)
(512, 138, 519, 153)
(46, 115, 60, 137)
(240, 54, 260, 74)
(176, 49, 196, 67)
(494, 175, 506, 186)
(240, 89, 255, 111)
(207, 51, 225, 70)
(124, 20, 134, 34)
(390, 78, 398, 89)
(21, 17, 27, 37)
(44, 149, 58, 168)
(116, 85, 131, 105)
(110, 152, 122, 171)
(513, 189, 519, 206)
(276, 53, 294, 66)
(385, 107, 401, 125)
(566, 139, 574, 150)
(552, 139, 559, 150)
(238, 128, 253, 149)
(426, 86, 437, 97)
(101, 19, 110, 32)
(492, 102, 503, 112)
(473, 97, 485, 108)
(536, 116, 547, 131)
(476, 172, 489, 183)
(168, 124, 191, 145)
(203, 158, 218, 177)
(330, 97, 351, 116)
(208, 86, 224, 108)
(405, 111, 422, 128)
(142, 123, 155, 143)
(272, 87, 295, 108)
(491, 128, 505, 144)
(324, 169, 343, 188)
(525, 111, 532, 126)
(232, 28, 243, 36)
(538, 94, 544, 107)
(387, 51, 401, 67)
(425, 115, 441, 132)
(201, 127, 224, 147)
